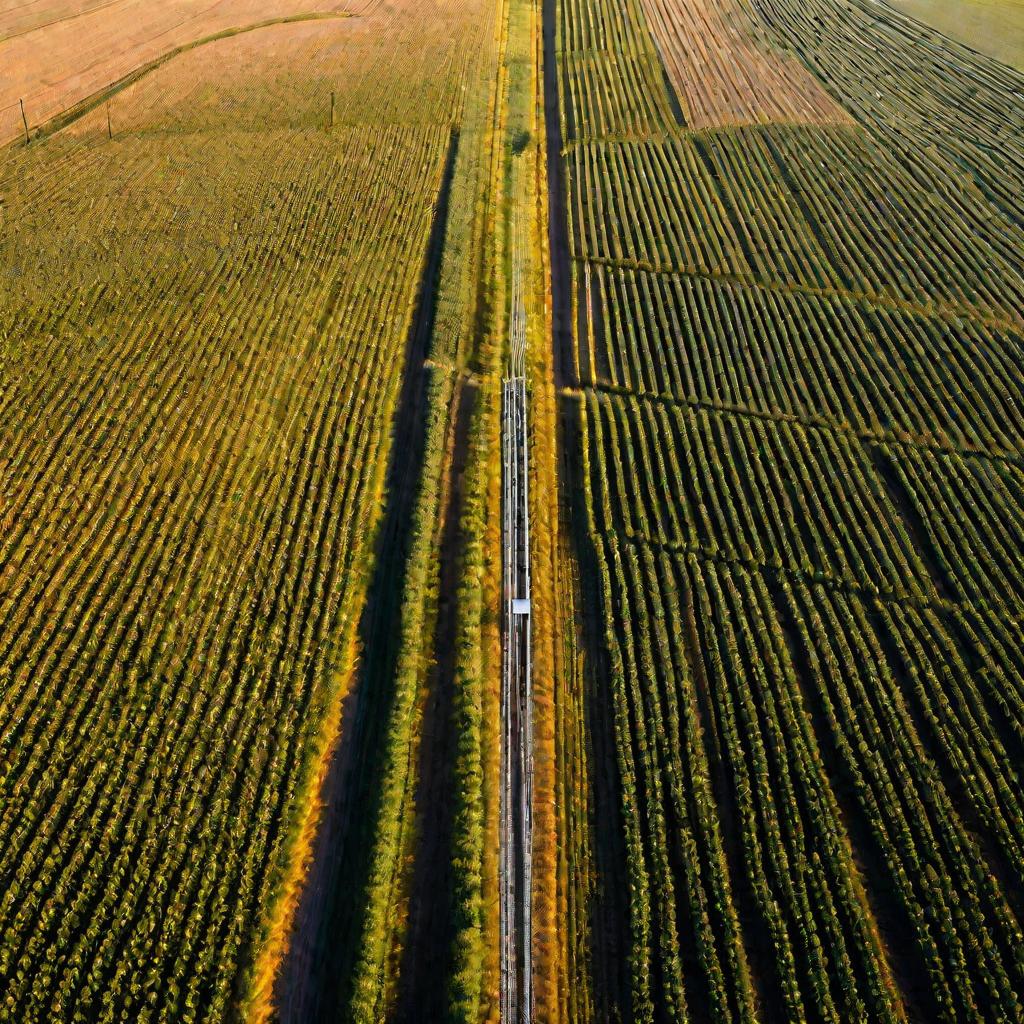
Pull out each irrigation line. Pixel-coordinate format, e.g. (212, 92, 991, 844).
(501, 217, 533, 1023)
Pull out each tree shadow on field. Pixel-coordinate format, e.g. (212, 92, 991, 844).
(392, 377, 478, 1023)
(274, 128, 459, 1024)
(511, 128, 532, 156)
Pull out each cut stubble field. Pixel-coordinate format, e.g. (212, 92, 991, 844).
(0, 0, 504, 1020)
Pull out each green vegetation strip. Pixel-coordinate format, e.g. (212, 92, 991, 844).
(555, 0, 1024, 1017)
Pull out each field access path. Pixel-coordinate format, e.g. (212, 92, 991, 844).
(501, 250, 535, 1023)
(540, 0, 635, 1013)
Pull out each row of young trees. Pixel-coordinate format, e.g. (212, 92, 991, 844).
(586, 527, 912, 1023)
(872, 444, 1024, 613)
(780, 579, 1024, 1021)
(589, 522, 1024, 1022)
(557, 0, 682, 142)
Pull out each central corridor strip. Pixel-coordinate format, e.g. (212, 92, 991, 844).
(501, 246, 534, 1023)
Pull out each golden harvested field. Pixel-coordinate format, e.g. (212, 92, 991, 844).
(639, 0, 849, 127)
(890, 0, 1024, 71)
(0, 0, 367, 144)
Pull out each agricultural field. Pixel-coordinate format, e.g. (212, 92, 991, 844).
(550, 0, 1024, 1021)
(889, 0, 1024, 71)
(0, 0, 505, 1019)
(0, 0, 355, 144)
(4, 0, 1024, 1019)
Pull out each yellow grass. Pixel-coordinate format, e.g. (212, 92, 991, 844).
(0, 0, 354, 143)
(519, 0, 563, 1017)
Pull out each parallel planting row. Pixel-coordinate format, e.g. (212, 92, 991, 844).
(586, 533, 1024, 1023)
(0, 1, 493, 1020)
(555, 0, 1024, 1020)
(579, 265, 1024, 458)
(585, 392, 1024, 611)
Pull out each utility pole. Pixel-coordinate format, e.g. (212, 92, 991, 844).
(107, 102, 113, 140)
(330, 90, 336, 128)
(19, 99, 29, 145)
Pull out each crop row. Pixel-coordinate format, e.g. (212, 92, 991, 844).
(558, 0, 1024, 1020)
(557, 0, 680, 141)
(588, 511, 1024, 1021)
(579, 264, 1024, 457)
(589, 529, 908, 1023)
(778, 577, 1024, 1021)
(871, 444, 1024, 612)
(751, 0, 1024, 228)
(0, 117, 449, 1023)
(585, 389, 1024, 616)
(584, 390, 939, 600)
(568, 125, 1024, 322)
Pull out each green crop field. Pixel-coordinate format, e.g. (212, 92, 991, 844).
(0, 0, 504, 1020)
(2, 0, 1023, 1020)
(554, 0, 1024, 1020)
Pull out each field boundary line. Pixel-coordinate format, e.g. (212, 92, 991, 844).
(0, 0, 128, 44)
(569, 381, 1024, 466)
(573, 255, 1024, 337)
(606, 529, 1024, 632)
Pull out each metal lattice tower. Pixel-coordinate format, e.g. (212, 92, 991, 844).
(500, 211, 533, 1024)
